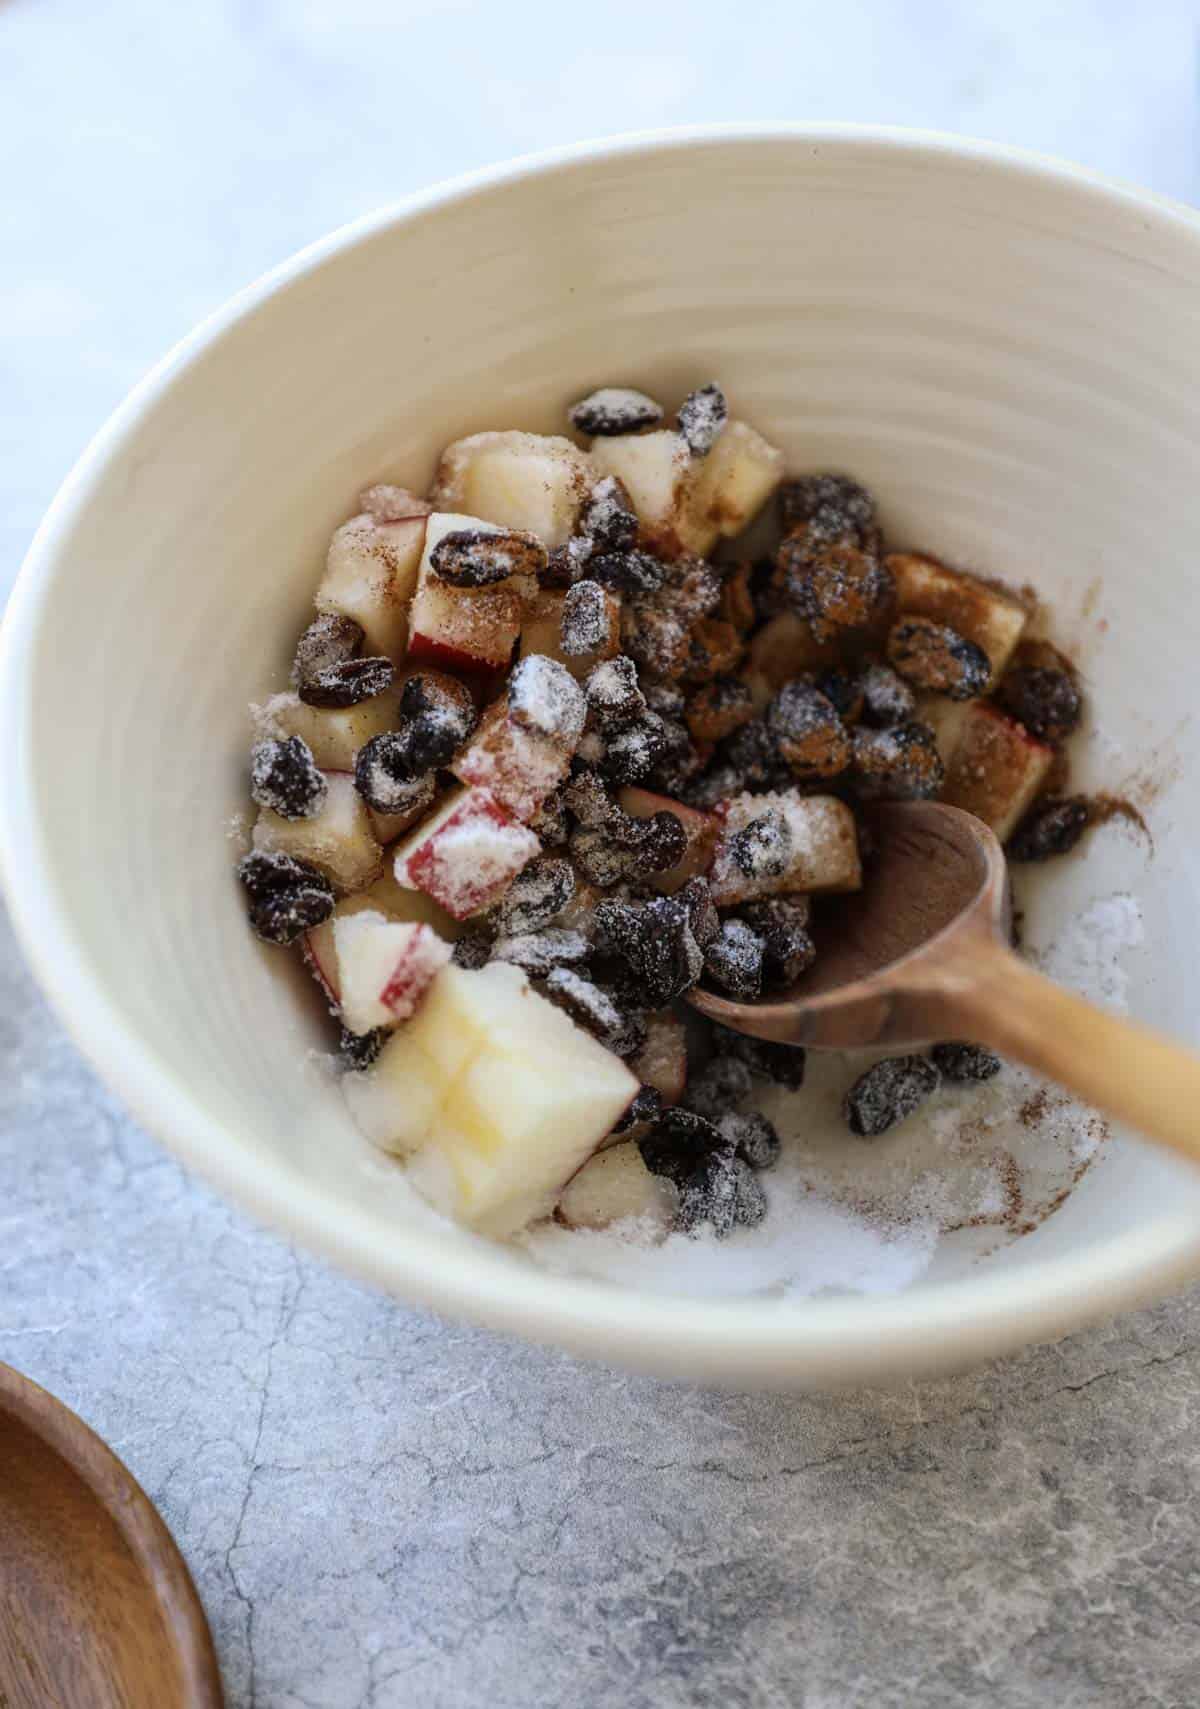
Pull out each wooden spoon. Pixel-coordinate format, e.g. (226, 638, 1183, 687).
(688, 800, 1200, 1168)
(0, 1361, 224, 1708)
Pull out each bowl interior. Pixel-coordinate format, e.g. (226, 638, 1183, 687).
(7, 131, 1200, 1382)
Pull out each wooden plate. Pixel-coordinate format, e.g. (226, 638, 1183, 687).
(0, 1362, 224, 1708)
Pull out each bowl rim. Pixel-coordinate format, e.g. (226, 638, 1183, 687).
(5, 121, 1200, 1384)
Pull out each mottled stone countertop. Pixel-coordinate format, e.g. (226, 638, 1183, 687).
(2, 3, 1198, 1704)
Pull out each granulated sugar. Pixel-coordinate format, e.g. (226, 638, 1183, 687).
(524, 890, 1144, 1299)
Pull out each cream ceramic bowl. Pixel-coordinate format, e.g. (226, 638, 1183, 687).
(4, 126, 1200, 1388)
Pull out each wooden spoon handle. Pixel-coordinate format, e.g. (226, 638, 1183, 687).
(948, 942, 1200, 1167)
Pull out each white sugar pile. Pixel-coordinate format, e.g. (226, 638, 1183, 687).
(522, 891, 1145, 1299)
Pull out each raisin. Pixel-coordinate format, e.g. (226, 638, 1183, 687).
(767, 681, 852, 778)
(677, 1151, 766, 1236)
(858, 661, 917, 727)
(640, 1107, 725, 1184)
(779, 474, 876, 542)
(399, 671, 477, 743)
(634, 811, 688, 876)
(718, 1110, 782, 1171)
(542, 538, 593, 587)
(781, 540, 893, 644)
(621, 600, 693, 679)
(684, 764, 747, 811)
(685, 677, 755, 746)
(728, 810, 792, 880)
(681, 1055, 755, 1121)
(1007, 796, 1091, 862)
(237, 848, 326, 901)
(719, 563, 756, 634)
(759, 921, 816, 988)
(643, 717, 703, 795)
(298, 655, 395, 709)
(679, 876, 720, 949)
(703, 920, 765, 1001)
(593, 895, 703, 1007)
(612, 1084, 665, 1135)
(292, 613, 362, 687)
(569, 387, 664, 436)
(843, 1056, 940, 1137)
(584, 656, 643, 731)
(493, 856, 576, 936)
(354, 735, 437, 816)
(930, 1041, 1003, 1082)
(643, 681, 687, 720)
(543, 966, 645, 1056)
(718, 718, 788, 791)
(677, 382, 727, 456)
(996, 665, 1082, 744)
(451, 925, 495, 970)
(598, 713, 670, 786)
(529, 789, 569, 847)
(430, 527, 546, 587)
(887, 616, 990, 701)
(491, 928, 591, 977)
(564, 769, 616, 827)
(509, 654, 587, 744)
(406, 708, 465, 771)
(244, 874, 334, 946)
(339, 1025, 388, 1072)
(706, 1026, 806, 1091)
(249, 736, 327, 820)
(680, 618, 744, 688)
(851, 722, 944, 801)
(813, 669, 865, 725)
(561, 580, 617, 657)
(589, 550, 666, 595)
(581, 476, 639, 552)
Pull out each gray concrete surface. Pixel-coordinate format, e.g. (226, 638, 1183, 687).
(2, 3, 1199, 1704)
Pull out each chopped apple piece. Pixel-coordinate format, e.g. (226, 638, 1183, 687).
(557, 1143, 678, 1234)
(317, 513, 428, 661)
(432, 431, 592, 548)
(451, 698, 573, 823)
(618, 786, 719, 895)
(393, 785, 540, 919)
(344, 962, 638, 1235)
(684, 419, 784, 547)
(253, 772, 381, 894)
(254, 689, 401, 772)
(588, 429, 692, 555)
(407, 513, 524, 674)
(332, 910, 452, 1033)
(886, 553, 1029, 689)
(745, 611, 840, 697)
(942, 703, 1054, 840)
(709, 791, 861, 905)
(629, 1010, 688, 1104)
(305, 874, 462, 1005)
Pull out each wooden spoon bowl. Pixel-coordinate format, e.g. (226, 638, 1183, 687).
(0, 1362, 224, 1709)
(690, 801, 1200, 1168)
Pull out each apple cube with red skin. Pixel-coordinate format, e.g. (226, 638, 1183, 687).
(317, 512, 428, 661)
(303, 873, 462, 1007)
(331, 910, 452, 1034)
(451, 698, 573, 824)
(709, 790, 861, 906)
(618, 786, 719, 895)
(942, 703, 1055, 840)
(253, 771, 382, 895)
(407, 513, 524, 674)
(432, 431, 592, 548)
(393, 785, 540, 919)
